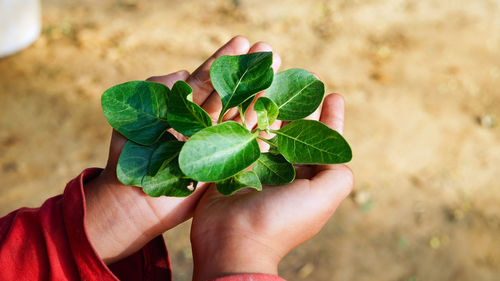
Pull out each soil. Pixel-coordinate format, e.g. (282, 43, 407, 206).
(1, 0, 499, 280)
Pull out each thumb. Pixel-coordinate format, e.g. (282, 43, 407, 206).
(146, 70, 190, 88)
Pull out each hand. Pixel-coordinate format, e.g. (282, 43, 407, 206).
(84, 36, 281, 264)
(190, 94, 354, 281)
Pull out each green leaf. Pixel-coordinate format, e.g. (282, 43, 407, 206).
(216, 171, 262, 195)
(179, 121, 260, 182)
(265, 69, 325, 121)
(116, 133, 194, 197)
(102, 80, 170, 145)
(116, 132, 176, 186)
(273, 120, 352, 164)
(141, 156, 195, 197)
(167, 81, 212, 136)
(266, 136, 280, 155)
(254, 97, 278, 130)
(210, 52, 274, 122)
(253, 153, 295, 185)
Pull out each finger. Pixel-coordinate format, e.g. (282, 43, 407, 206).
(309, 165, 354, 213)
(262, 165, 353, 231)
(105, 130, 128, 172)
(146, 70, 190, 88)
(311, 165, 354, 198)
(319, 93, 345, 134)
(303, 103, 322, 121)
(187, 36, 250, 105)
(222, 107, 239, 122)
(294, 164, 316, 179)
(202, 95, 222, 124)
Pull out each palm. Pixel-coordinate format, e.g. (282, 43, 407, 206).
(87, 37, 283, 263)
(190, 93, 353, 262)
(103, 37, 281, 231)
(191, 179, 321, 253)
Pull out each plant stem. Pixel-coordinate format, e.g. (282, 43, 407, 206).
(252, 129, 261, 138)
(257, 136, 277, 147)
(238, 106, 246, 127)
(217, 112, 224, 124)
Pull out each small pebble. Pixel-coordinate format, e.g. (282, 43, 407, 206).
(478, 115, 497, 128)
(429, 236, 440, 249)
(298, 263, 314, 278)
(2, 135, 22, 147)
(2, 162, 18, 173)
(354, 190, 371, 205)
(354, 190, 374, 212)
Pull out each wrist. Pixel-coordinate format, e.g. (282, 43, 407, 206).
(84, 170, 163, 264)
(192, 233, 281, 281)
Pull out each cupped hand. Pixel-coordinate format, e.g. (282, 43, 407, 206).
(84, 36, 281, 264)
(190, 94, 354, 281)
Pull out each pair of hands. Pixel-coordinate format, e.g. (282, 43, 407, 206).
(84, 36, 353, 280)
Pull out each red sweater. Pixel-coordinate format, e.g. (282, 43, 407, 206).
(0, 168, 284, 281)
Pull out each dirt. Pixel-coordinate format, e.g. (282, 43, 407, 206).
(1, 0, 499, 280)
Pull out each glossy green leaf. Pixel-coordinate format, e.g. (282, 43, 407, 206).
(210, 52, 274, 122)
(167, 81, 212, 136)
(116, 133, 194, 197)
(266, 136, 280, 155)
(254, 97, 278, 130)
(102, 80, 170, 145)
(273, 120, 352, 164)
(253, 153, 295, 185)
(216, 171, 262, 195)
(179, 121, 260, 182)
(141, 156, 195, 197)
(116, 132, 176, 186)
(265, 68, 324, 121)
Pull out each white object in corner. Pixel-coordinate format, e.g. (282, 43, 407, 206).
(0, 0, 41, 58)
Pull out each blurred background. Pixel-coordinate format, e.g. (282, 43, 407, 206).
(1, 0, 499, 280)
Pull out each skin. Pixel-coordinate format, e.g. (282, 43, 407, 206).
(190, 94, 353, 280)
(84, 36, 353, 280)
(84, 36, 281, 264)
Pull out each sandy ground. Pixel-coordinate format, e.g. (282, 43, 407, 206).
(1, 0, 500, 280)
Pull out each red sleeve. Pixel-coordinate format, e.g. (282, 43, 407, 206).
(209, 274, 286, 281)
(0, 168, 172, 281)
